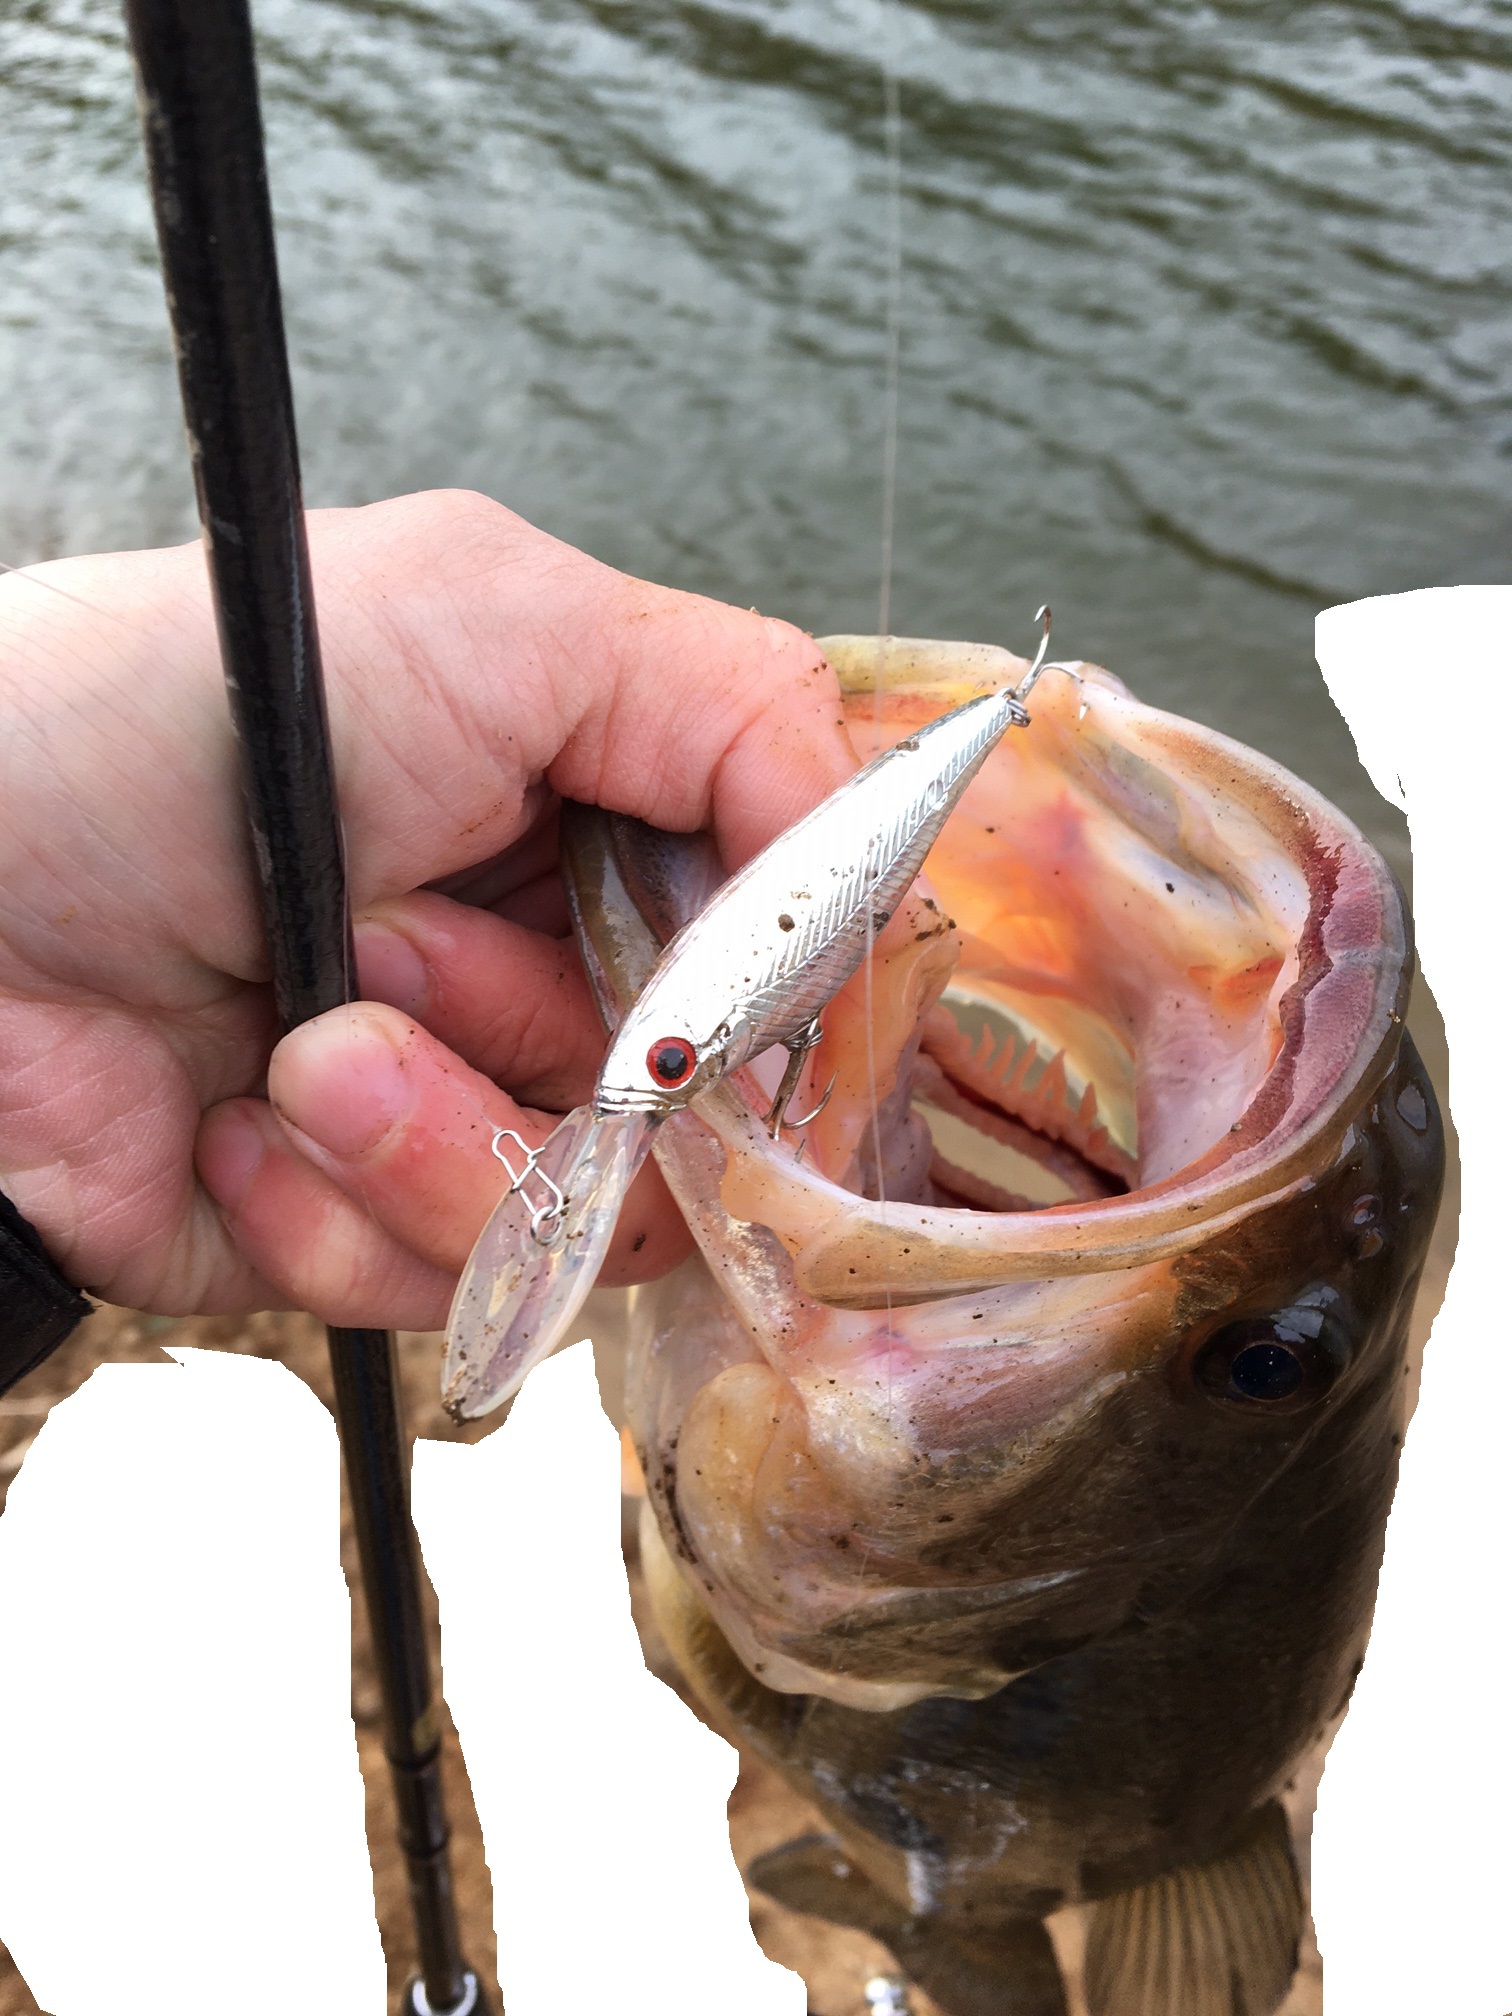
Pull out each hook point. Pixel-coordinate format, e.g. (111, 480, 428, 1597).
(1014, 605, 1054, 704)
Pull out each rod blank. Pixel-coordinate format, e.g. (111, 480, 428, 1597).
(124, 4, 480, 2008)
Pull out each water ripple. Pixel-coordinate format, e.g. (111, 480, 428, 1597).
(4, 0, 1510, 874)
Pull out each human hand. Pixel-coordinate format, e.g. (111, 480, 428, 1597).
(0, 491, 854, 1323)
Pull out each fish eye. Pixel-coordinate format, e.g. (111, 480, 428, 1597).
(1226, 1341, 1304, 1402)
(1192, 1291, 1351, 1413)
(646, 1037, 698, 1089)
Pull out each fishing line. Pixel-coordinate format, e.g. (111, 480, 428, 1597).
(876, 34, 903, 649)
(864, 0, 904, 1182)
(866, 0, 904, 1428)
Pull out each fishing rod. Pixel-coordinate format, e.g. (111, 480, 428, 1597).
(121, 4, 485, 2010)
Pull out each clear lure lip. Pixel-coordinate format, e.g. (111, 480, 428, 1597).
(441, 1106, 655, 1421)
(440, 611, 1054, 1422)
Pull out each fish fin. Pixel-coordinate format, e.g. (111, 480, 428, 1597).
(747, 1833, 902, 1946)
(888, 1916, 1068, 2016)
(1084, 1801, 1302, 2016)
(749, 1835, 1068, 2016)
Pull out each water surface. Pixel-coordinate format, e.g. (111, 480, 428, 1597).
(6, 0, 1512, 880)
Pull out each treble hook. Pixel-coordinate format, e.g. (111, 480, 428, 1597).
(765, 1016, 836, 1138)
(490, 1124, 569, 1246)
(1012, 602, 1084, 709)
(783, 1072, 838, 1133)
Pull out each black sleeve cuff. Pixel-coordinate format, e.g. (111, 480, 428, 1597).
(0, 1186, 93, 1396)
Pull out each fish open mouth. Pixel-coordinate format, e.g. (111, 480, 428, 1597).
(697, 634, 1410, 1308)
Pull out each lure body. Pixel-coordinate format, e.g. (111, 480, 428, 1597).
(598, 676, 1030, 1111)
(442, 672, 1032, 1420)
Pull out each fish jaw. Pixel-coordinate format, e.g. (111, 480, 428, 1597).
(566, 639, 1438, 1709)
(628, 1203, 1178, 1705)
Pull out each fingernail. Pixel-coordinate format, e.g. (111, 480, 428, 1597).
(355, 918, 430, 1019)
(201, 1102, 268, 1213)
(269, 1005, 416, 1161)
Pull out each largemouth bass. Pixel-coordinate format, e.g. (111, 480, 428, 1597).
(565, 638, 1444, 2016)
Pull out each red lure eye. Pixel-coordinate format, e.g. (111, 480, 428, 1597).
(646, 1037, 698, 1089)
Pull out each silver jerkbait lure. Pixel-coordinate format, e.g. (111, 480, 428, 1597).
(440, 611, 1057, 1421)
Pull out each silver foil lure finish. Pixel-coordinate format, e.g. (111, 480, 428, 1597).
(440, 614, 1051, 1422)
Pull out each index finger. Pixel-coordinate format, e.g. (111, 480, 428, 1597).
(309, 489, 861, 904)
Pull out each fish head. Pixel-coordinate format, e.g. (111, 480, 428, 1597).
(566, 637, 1444, 1713)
